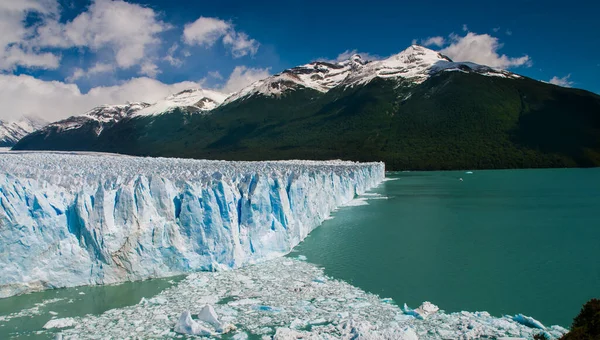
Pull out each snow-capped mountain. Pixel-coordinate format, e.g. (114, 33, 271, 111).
(0, 117, 47, 147)
(135, 88, 228, 116)
(223, 45, 520, 104)
(40, 102, 150, 137)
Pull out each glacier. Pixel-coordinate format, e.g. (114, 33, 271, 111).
(0, 151, 384, 298)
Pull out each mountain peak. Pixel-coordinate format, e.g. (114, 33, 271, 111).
(0, 117, 47, 147)
(135, 88, 227, 117)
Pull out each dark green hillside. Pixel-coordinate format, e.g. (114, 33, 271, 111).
(14, 72, 600, 170)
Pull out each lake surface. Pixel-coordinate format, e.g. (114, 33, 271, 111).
(292, 168, 600, 328)
(0, 276, 182, 339)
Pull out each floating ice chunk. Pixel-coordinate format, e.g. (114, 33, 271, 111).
(197, 304, 221, 328)
(274, 327, 308, 339)
(232, 332, 249, 340)
(466, 171, 474, 174)
(513, 314, 546, 329)
(418, 301, 439, 315)
(296, 255, 307, 261)
(174, 311, 213, 336)
(397, 326, 419, 340)
(139, 296, 168, 306)
(402, 301, 439, 319)
(43, 317, 76, 329)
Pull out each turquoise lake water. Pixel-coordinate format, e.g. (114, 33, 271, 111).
(292, 168, 600, 327)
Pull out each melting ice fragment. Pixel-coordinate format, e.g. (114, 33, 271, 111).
(512, 313, 546, 329)
(197, 304, 221, 328)
(174, 311, 213, 336)
(43, 317, 77, 329)
(402, 301, 439, 319)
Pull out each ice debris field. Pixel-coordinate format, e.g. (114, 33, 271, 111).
(0, 151, 384, 298)
(29, 257, 565, 339)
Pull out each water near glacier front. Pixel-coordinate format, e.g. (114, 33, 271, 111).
(292, 168, 600, 328)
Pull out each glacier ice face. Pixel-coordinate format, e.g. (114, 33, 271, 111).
(0, 151, 384, 298)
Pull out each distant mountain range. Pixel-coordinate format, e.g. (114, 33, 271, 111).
(0, 117, 47, 147)
(13, 45, 600, 170)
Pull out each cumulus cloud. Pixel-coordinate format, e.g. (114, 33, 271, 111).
(183, 16, 260, 58)
(139, 62, 160, 77)
(420, 36, 445, 47)
(440, 32, 530, 69)
(220, 66, 270, 93)
(67, 62, 115, 82)
(183, 17, 230, 46)
(35, 0, 169, 71)
(462, 24, 469, 32)
(0, 0, 61, 71)
(222, 32, 259, 58)
(549, 74, 573, 87)
(0, 74, 203, 121)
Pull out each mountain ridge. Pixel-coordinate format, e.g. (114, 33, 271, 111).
(12, 45, 600, 170)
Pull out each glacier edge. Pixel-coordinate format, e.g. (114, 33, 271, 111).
(0, 152, 384, 298)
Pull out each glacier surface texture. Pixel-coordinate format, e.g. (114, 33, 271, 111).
(0, 152, 384, 297)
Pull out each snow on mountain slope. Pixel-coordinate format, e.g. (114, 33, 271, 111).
(224, 45, 521, 104)
(40, 102, 149, 136)
(0, 117, 47, 147)
(223, 56, 366, 104)
(344, 45, 521, 86)
(0, 152, 384, 297)
(135, 89, 228, 116)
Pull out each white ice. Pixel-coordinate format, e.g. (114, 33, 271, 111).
(47, 258, 568, 339)
(0, 151, 384, 297)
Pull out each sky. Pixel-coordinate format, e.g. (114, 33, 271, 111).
(0, 0, 598, 122)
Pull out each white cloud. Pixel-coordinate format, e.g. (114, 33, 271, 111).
(440, 32, 530, 69)
(220, 66, 270, 93)
(208, 71, 223, 80)
(164, 43, 182, 67)
(462, 24, 469, 32)
(420, 36, 445, 47)
(67, 62, 115, 82)
(140, 62, 160, 77)
(549, 74, 573, 87)
(0, 74, 203, 121)
(183, 17, 230, 46)
(35, 0, 170, 71)
(183, 16, 259, 58)
(493, 27, 500, 32)
(0, 0, 62, 71)
(223, 32, 259, 58)
(506, 30, 513, 36)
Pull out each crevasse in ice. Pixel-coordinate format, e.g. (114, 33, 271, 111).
(0, 152, 384, 298)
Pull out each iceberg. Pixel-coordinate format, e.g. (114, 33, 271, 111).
(513, 314, 546, 330)
(0, 152, 384, 297)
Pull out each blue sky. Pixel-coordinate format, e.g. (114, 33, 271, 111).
(1, 0, 598, 121)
